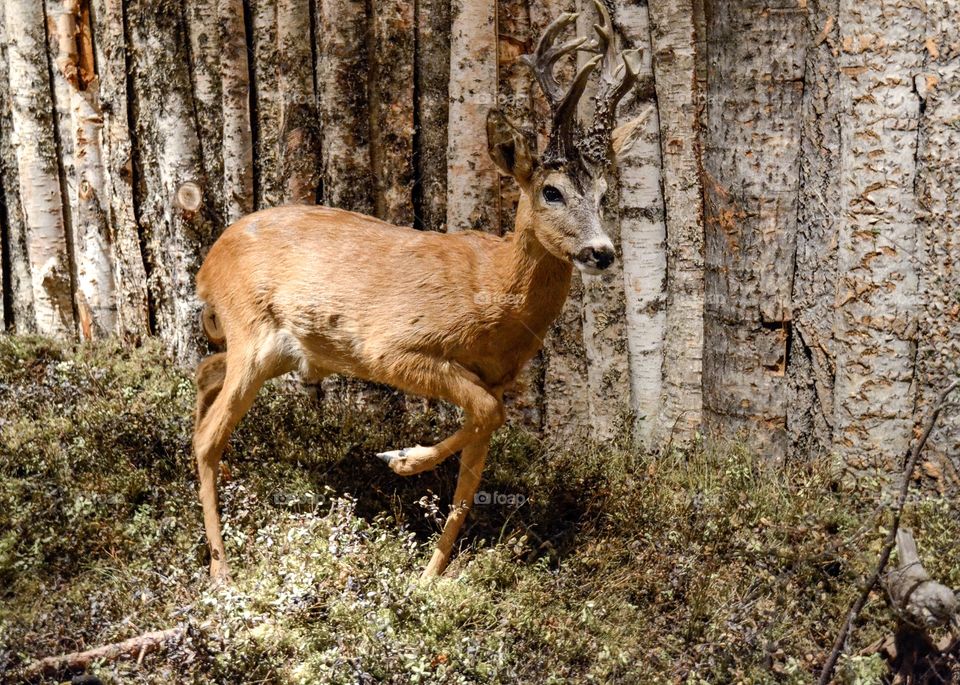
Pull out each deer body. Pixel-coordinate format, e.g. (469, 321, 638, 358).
(192, 2, 645, 580)
(197, 202, 572, 395)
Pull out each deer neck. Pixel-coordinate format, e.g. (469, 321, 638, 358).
(496, 196, 573, 334)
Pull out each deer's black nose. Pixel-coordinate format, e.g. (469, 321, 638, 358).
(576, 245, 615, 270)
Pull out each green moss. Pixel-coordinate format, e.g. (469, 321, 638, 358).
(0, 336, 956, 682)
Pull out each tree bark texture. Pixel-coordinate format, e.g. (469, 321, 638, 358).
(0, 0, 955, 478)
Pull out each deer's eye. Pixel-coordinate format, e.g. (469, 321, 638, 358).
(542, 185, 564, 204)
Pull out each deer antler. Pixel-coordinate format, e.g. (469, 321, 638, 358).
(579, 0, 642, 166)
(520, 13, 600, 165)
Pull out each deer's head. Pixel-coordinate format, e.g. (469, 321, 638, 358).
(487, 2, 643, 275)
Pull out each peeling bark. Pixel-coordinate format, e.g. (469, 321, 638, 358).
(446, 0, 499, 233)
(127, 0, 212, 360)
(89, 0, 150, 341)
(54, 0, 117, 339)
(648, 0, 705, 446)
(702, 0, 806, 460)
(3, 0, 75, 337)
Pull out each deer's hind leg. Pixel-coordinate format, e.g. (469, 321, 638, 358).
(192, 346, 274, 579)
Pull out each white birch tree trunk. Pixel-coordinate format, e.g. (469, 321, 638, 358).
(54, 0, 117, 339)
(371, 0, 415, 226)
(787, 0, 841, 460)
(276, 0, 319, 205)
(446, 0, 499, 233)
(914, 2, 960, 482)
(187, 0, 227, 225)
(3, 0, 75, 338)
(89, 0, 150, 341)
(0, 5, 36, 332)
(611, 0, 666, 445)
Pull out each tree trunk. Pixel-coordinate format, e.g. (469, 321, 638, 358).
(370, 0, 415, 226)
(414, 0, 450, 231)
(611, 0, 665, 445)
(251, 0, 318, 208)
(317, 0, 373, 214)
(186, 0, 227, 226)
(218, 0, 254, 224)
(54, 0, 117, 339)
(3, 0, 75, 338)
(0, 5, 37, 332)
(829, 0, 923, 471)
(647, 0, 705, 447)
(127, 0, 212, 360)
(446, 0, 499, 233)
(89, 0, 150, 341)
(786, 0, 841, 461)
(702, 0, 806, 460)
(276, 0, 319, 204)
(914, 2, 960, 481)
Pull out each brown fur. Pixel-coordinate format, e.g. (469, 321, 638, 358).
(191, 110, 643, 580)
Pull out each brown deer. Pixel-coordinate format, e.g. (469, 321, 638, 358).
(192, 2, 646, 580)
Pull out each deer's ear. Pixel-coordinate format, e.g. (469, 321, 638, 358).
(487, 109, 536, 185)
(611, 105, 655, 162)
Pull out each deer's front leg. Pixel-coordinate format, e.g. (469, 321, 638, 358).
(422, 438, 490, 578)
(375, 355, 504, 476)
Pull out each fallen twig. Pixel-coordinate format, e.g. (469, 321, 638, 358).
(818, 379, 960, 685)
(20, 624, 185, 681)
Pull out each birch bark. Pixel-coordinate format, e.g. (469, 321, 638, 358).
(609, 0, 665, 445)
(89, 0, 150, 341)
(914, 1, 960, 484)
(371, 0, 415, 225)
(218, 0, 254, 223)
(54, 0, 117, 339)
(317, 0, 373, 213)
(127, 0, 212, 360)
(447, 0, 499, 232)
(0, 5, 36, 331)
(3, 0, 75, 337)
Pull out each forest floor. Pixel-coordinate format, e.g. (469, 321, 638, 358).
(0, 336, 958, 684)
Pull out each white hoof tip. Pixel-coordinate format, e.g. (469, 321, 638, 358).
(376, 449, 408, 464)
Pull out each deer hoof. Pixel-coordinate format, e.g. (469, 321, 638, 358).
(376, 448, 408, 465)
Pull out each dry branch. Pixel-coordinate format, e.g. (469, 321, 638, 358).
(21, 625, 184, 681)
(818, 379, 960, 685)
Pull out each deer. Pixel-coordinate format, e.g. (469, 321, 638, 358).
(192, 1, 646, 580)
